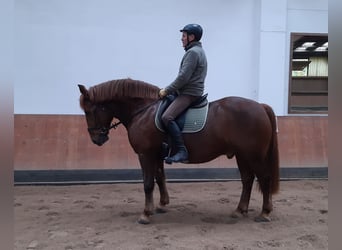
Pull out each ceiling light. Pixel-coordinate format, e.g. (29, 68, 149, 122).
(302, 42, 315, 47)
(315, 47, 328, 51)
(294, 47, 307, 52)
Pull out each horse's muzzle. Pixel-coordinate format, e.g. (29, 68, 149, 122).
(92, 135, 109, 146)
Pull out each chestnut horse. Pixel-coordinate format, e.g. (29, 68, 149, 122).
(78, 78, 279, 224)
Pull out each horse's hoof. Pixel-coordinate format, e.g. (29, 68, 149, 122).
(156, 205, 167, 214)
(230, 210, 248, 219)
(254, 214, 271, 222)
(137, 214, 150, 224)
(230, 211, 240, 219)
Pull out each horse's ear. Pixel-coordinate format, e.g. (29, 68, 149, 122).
(78, 84, 89, 99)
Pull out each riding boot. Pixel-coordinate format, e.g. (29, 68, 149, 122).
(164, 121, 188, 164)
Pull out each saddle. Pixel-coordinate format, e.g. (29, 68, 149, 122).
(155, 94, 209, 133)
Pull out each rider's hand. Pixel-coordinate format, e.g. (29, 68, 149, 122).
(159, 88, 167, 98)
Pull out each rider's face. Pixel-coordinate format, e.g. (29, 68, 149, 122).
(181, 32, 195, 47)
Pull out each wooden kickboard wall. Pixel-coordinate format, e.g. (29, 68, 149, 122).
(14, 115, 328, 170)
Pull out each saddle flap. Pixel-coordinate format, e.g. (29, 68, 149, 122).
(155, 94, 209, 133)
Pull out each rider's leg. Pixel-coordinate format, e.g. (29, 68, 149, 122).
(161, 94, 198, 164)
(164, 120, 188, 163)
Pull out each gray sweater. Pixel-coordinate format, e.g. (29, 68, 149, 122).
(165, 41, 207, 96)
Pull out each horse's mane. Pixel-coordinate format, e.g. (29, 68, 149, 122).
(88, 78, 160, 103)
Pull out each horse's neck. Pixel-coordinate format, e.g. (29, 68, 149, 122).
(108, 98, 154, 127)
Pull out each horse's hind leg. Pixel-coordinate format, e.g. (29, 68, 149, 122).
(231, 156, 255, 218)
(254, 174, 273, 222)
(155, 161, 169, 213)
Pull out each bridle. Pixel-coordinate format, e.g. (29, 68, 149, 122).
(86, 104, 118, 135)
(86, 99, 160, 135)
(87, 122, 120, 135)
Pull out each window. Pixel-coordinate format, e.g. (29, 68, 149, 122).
(289, 33, 328, 114)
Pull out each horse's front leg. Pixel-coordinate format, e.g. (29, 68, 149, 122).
(155, 161, 169, 213)
(137, 153, 156, 224)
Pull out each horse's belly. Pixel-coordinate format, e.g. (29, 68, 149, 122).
(187, 147, 232, 164)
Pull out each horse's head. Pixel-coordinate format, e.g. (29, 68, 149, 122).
(78, 84, 113, 146)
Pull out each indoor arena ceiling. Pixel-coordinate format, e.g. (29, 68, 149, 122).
(292, 35, 328, 59)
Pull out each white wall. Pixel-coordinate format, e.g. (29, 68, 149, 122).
(258, 0, 287, 114)
(14, 0, 327, 115)
(284, 0, 328, 114)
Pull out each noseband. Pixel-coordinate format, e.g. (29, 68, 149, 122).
(87, 122, 121, 134)
(86, 104, 122, 135)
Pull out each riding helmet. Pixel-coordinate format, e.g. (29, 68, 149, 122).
(180, 24, 203, 41)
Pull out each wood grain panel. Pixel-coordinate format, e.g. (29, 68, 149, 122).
(277, 116, 327, 167)
(14, 115, 327, 170)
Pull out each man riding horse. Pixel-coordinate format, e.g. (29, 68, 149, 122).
(159, 23, 208, 164)
(78, 24, 279, 224)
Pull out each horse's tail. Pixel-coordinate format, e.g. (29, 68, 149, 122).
(262, 104, 280, 194)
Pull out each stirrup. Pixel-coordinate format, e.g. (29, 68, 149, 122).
(164, 149, 188, 164)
